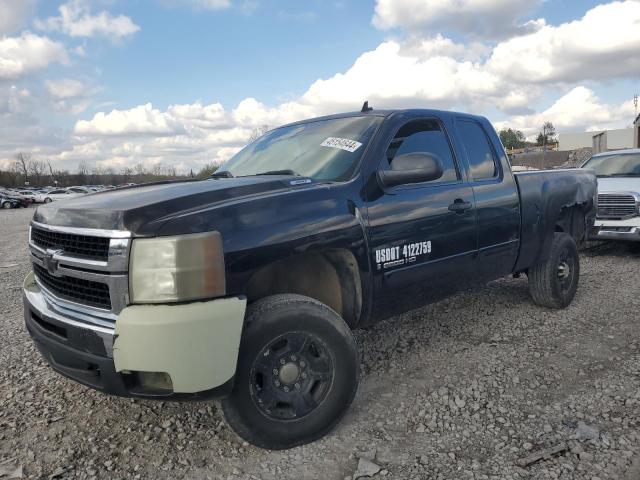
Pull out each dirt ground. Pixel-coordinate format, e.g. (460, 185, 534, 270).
(1, 206, 639, 480)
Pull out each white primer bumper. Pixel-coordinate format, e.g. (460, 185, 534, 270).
(113, 297, 246, 393)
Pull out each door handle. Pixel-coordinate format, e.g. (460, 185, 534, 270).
(448, 199, 472, 213)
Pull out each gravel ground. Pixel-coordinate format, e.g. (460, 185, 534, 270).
(1, 206, 639, 480)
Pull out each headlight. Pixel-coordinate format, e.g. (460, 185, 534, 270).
(129, 231, 225, 303)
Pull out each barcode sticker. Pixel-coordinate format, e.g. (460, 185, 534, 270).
(321, 137, 362, 153)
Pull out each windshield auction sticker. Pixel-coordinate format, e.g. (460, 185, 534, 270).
(321, 137, 363, 153)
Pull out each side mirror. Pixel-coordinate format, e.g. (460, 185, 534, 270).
(377, 152, 444, 188)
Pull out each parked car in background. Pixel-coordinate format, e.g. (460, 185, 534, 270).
(31, 190, 51, 204)
(15, 191, 36, 204)
(67, 186, 93, 194)
(582, 149, 640, 242)
(0, 190, 30, 208)
(39, 188, 86, 203)
(1, 194, 20, 209)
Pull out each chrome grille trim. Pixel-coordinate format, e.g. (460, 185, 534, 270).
(36, 279, 117, 328)
(28, 222, 132, 328)
(30, 221, 132, 238)
(597, 192, 640, 220)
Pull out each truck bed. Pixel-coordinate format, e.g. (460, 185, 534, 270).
(512, 168, 597, 272)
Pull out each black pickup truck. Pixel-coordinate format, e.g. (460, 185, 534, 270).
(24, 108, 596, 449)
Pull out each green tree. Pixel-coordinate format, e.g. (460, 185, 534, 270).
(498, 128, 526, 150)
(196, 162, 219, 178)
(536, 121, 556, 147)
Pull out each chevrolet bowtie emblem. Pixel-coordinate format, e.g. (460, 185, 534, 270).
(43, 249, 63, 275)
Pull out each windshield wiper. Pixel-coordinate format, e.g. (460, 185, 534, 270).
(211, 170, 234, 178)
(607, 173, 640, 177)
(253, 169, 300, 176)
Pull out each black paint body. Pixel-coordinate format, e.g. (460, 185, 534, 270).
(34, 109, 597, 326)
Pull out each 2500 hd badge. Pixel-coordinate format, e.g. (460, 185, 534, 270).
(375, 241, 432, 270)
(23, 106, 597, 450)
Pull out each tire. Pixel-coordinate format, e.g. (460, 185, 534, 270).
(528, 232, 580, 309)
(2, 202, 11, 209)
(44, 197, 52, 203)
(221, 294, 359, 450)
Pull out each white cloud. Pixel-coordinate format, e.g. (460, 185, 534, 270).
(35, 0, 140, 39)
(401, 34, 491, 62)
(0, 0, 36, 35)
(161, 0, 231, 10)
(0, 33, 68, 80)
(46, 79, 87, 99)
(488, 1, 640, 84)
(298, 41, 510, 112)
(373, 0, 543, 39)
(45, 78, 100, 115)
(196, 0, 231, 8)
(75, 104, 179, 136)
(2, 0, 639, 173)
(494, 87, 634, 137)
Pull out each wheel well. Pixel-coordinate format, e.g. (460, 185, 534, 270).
(554, 204, 587, 244)
(246, 250, 362, 327)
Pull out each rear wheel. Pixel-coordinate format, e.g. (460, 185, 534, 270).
(44, 197, 52, 203)
(528, 232, 580, 309)
(2, 201, 12, 209)
(221, 294, 359, 450)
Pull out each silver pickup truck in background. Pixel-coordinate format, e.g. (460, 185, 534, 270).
(582, 149, 640, 242)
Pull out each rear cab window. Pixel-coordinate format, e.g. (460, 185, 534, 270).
(456, 120, 499, 181)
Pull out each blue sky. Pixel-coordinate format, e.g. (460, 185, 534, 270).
(41, 0, 610, 111)
(1, 0, 639, 172)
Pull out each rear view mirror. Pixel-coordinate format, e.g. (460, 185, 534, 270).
(377, 152, 443, 188)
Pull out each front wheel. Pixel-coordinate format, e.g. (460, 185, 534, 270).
(528, 232, 580, 309)
(2, 202, 12, 209)
(221, 294, 359, 450)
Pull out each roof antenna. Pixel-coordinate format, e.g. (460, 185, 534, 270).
(361, 101, 373, 112)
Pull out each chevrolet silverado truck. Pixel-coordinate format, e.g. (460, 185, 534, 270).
(24, 108, 597, 449)
(582, 149, 640, 242)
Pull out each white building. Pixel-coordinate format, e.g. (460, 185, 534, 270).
(558, 116, 640, 153)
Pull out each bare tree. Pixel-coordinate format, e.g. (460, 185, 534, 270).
(15, 152, 30, 184)
(47, 160, 56, 186)
(164, 165, 177, 177)
(248, 124, 271, 143)
(120, 167, 133, 183)
(28, 159, 47, 186)
(77, 161, 89, 185)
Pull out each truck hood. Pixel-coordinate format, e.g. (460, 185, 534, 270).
(597, 177, 640, 194)
(33, 176, 310, 235)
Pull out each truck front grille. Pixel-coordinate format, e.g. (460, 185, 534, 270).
(33, 263, 112, 310)
(31, 226, 110, 261)
(597, 193, 638, 219)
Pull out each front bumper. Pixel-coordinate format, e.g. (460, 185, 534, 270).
(590, 218, 640, 242)
(23, 272, 246, 400)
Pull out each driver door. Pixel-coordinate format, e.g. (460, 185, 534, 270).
(364, 116, 478, 320)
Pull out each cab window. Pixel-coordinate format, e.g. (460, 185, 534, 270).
(383, 119, 459, 184)
(457, 120, 498, 180)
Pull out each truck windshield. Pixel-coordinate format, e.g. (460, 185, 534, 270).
(582, 153, 640, 177)
(218, 116, 382, 181)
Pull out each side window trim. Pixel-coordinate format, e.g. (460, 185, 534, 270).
(379, 116, 463, 190)
(456, 118, 502, 182)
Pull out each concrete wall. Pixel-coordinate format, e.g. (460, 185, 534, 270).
(607, 129, 634, 149)
(510, 150, 570, 170)
(559, 128, 634, 151)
